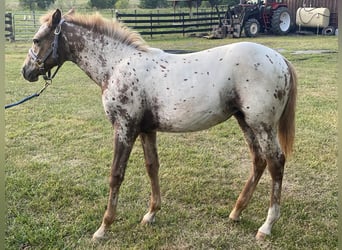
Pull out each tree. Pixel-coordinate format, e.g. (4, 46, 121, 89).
(19, 0, 55, 10)
(139, 0, 167, 8)
(115, 0, 130, 9)
(89, 0, 116, 8)
(52, 0, 76, 10)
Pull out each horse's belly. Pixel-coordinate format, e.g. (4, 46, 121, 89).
(149, 81, 236, 132)
(156, 106, 233, 132)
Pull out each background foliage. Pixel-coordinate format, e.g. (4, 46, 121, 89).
(89, 0, 116, 9)
(19, 0, 55, 10)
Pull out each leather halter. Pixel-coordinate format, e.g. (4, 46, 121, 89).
(28, 19, 65, 80)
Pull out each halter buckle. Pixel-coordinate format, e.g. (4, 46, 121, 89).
(54, 24, 62, 35)
(54, 19, 64, 35)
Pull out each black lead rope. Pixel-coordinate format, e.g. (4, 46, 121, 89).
(4, 80, 51, 109)
(4, 65, 61, 110)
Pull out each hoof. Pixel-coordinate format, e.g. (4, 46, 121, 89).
(255, 231, 267, 241)
(92, 235, 106, 242)
(141, 212, 156, 225)
(228, 210, 240, 222)
(229, 216, 240, 222)
(92, 226, 107, 241)
(92, 233, 107, 241)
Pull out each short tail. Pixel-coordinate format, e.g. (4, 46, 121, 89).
(278, 58, 297, 157)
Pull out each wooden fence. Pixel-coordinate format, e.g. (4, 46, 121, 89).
(5, 13, 14, 41)
(5, 9, 225, 41)
(116, 9, 225, 38)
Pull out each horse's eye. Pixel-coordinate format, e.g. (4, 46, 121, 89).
(33, 39, 40, 45)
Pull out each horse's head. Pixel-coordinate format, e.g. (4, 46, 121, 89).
(22, 9, 66, 82)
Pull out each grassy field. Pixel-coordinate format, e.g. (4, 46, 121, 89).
(5, 35, 337, 249)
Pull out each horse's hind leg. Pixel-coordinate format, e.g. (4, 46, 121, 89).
(229, 113, 267, 221)
(230, 114, 285, 239)
(140, 132, 161, 224)
(255, 131, 285, 240)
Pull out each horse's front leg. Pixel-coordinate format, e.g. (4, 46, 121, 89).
(140, 132, 161, 224)
(93, 128, 137, 240)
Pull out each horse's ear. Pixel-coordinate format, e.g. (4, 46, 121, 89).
(51, 9, 62, 28)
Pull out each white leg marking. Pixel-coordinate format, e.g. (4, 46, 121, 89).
(258, 204, 280, 236)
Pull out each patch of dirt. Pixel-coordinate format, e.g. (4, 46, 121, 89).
(291, 50, 337, 54)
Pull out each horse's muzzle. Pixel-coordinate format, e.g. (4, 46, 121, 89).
(22, 66, 39, 82)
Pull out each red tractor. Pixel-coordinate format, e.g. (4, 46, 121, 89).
(213, 0, 292, 38)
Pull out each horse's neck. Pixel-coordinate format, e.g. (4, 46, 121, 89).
(64, 25, 135, 87)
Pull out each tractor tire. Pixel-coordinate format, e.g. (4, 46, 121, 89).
(244, 18, 260, 37)
(271, 7, 291, 35)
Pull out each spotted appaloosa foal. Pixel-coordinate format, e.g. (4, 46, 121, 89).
(22, 9, 297, 240)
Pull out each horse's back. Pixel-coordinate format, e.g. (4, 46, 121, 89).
(143, 42, 292, 132)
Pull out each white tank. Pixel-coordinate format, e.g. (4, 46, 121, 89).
(296, 7, 330, 28)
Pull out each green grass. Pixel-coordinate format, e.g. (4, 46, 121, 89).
(5, 35, 337, 249)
